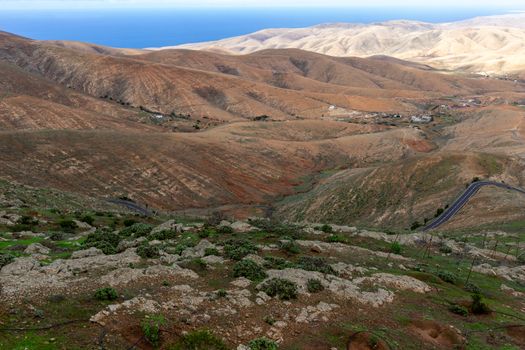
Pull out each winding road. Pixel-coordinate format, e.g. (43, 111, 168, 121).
(422, 181, 525, 231)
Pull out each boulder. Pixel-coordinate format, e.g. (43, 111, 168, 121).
(1, 257, 40, 275)
(71, 247, 103, 259)
(24, 243, 51, 256)
(151, 220, 184, 234)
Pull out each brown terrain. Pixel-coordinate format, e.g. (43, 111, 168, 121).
(1, 25, 525, 350)
(1, 30, 525, 228)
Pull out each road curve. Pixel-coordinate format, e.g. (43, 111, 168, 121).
(422, 181, 525, 231)
(107, 199, 152, 216)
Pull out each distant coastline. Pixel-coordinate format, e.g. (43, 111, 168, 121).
(0, 7, 517, 48)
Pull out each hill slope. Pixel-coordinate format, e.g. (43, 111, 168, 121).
(166, 14, 525, 74)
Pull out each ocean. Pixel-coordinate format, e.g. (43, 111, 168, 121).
(0, 7, 514, 48)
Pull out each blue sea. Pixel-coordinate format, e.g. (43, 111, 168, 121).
(0, 7, 516, 48)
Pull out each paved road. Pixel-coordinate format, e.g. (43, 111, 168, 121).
(422, 181, 525, 231)
(107, 199, 152, 216)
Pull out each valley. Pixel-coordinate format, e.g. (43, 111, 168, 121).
(1, 12, 525, 349)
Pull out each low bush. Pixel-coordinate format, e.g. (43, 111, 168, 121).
(49, 231, 65, 241)
(326, 234, 345, 243)
(94, 287, 118, 301)
(123, 218, 137, 227)
(296, 256, 336, 275)
(171, 329, 228, 350)
(248, 337, 278, 350)
(233, 259, 267, 281)
(0, 253, 14, 269)
(59, 219, 78, 233)
(222, 239, 258, 260)
(216, 289, 227, 298)
(437, 270, 458, 285)
(81, 215, 95, 226)
(471, 293, 490, 314)
(306, 279, 324, 293)
(17, 215, 38, 226)
(263, 256, 294, 270)
(464, 282, 481, 294)
(204, 247, 220, 256)
(319, 224, 333, 233)
(390, 242, 402, 254)
(279, 240, 300, 255)
(149, 229, 178, 241)
(119, 223, 153, 237)
(448, 304, 468, 316)
(439, 244, 453, 254)
(137, 244, 160, 259)
(142, 314, 166, 347)
(217, 225, 234, 234)
(261, 278, 298, 300)
(83, 229, 121, 254)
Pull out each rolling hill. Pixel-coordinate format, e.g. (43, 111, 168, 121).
(165, 13, 525, 75)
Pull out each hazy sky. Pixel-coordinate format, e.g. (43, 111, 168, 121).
(3, 0, 525, 9)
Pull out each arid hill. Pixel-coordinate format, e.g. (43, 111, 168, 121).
(1, 30, 525, 228)
(167, 14, 525, 75)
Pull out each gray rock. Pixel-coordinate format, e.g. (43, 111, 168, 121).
(70, 247, 103, 259)
(24, 243, 50, 256)
(1, 257, 40, 275)
(151, 220, 184, 234)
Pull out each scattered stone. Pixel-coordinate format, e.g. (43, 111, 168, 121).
(296, 301, 339, 323)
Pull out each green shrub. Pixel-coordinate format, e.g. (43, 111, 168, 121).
(94, 287, 118, 301)
(248, 337, 278, 350)
(439, 244, 453, 254)
(216, 289, 227, 298)
(83, 229, 121, 254)
(471, 293, 490, 314)
(49, 231, 65, 241)
(296, 256, 336, 275)
(263, 256, 294, 270)
(306, 279, 324, 293)
(448, 304, 468, 316)
(81, 215, 95, 226)
(204, 247, 220, 256)
(410, 221, 421, 231)
(17, 215, 38, 226)
(222, 239, 258, 260)
(217, 225, 234, 234)
(142, 314, 166, 347)
(390, 242, 402, 254)
(233, 259, 267, 281)
(172, 243, 190, 255)
(119, 223, 153, 237)
(437, 270, 458, 284)
(326, 234, 345, 243)
(171, 329, 228, 350)
(123, 218, 137, 227)
(263, 315, 275, 325)
(59, 219, 78, 233)
(319, 224, 333, 233)
(0, 253, 14, 269)
(279, 240, 300, 255)
(149, 229, 178, 241)
(261, 278, 298, 300)
(137, 244, 160, 259)
(464, 282, 481, 294)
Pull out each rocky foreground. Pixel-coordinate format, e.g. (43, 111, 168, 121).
(0, 208, 524, 349)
